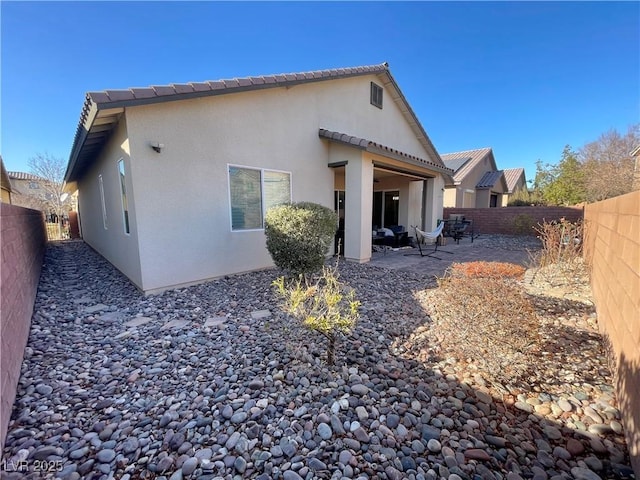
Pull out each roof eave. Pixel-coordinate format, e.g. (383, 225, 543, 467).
(64, 98, 99, 186)
(87, 64, 390, 111)
(319, 129, 454, 177)
(65, 64, 391, 186)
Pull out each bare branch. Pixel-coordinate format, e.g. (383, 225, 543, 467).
(27, 152, 71, 219)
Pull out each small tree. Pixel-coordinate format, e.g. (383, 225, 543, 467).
(579, 124, 639, 201)
(543, 146, 586, 206)
(266, 201, 358, 365)
(27, 153, 72, 236)
(264, 202, 338, 278)
(273, 265, 360, 365)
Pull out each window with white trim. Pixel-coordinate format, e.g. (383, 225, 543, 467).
(98, 175, 107, 229)
(228, 165, 291, 230)
(118, 159, 130, 234)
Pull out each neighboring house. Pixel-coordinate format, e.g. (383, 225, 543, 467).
(1, 157, 13, 204)
(501, 167, 528, 206)
(441, 147, 507, 208)
(7, 171, 52, 212)
(64, 63, 454, 294)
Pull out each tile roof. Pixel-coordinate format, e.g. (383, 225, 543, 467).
(440, 147, 495, 184)
(319, 129, 454, 177)
(65, 63, 446, 185)
(8, 171, 45, 181)
(476, 170, 505, 189)
(502, 168, 526, 193)
(83, 64, 389, 112)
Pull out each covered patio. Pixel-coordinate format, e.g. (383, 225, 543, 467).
(320, 129, 453, 265)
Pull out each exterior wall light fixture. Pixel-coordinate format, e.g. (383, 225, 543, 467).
(150, 142, 164, 153)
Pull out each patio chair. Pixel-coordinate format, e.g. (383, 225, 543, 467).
(404, 223, 453, 260)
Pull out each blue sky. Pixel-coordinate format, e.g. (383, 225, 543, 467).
(1, 1, 639, 184)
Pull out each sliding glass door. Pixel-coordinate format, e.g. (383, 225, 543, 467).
(372, 190, 399, 229)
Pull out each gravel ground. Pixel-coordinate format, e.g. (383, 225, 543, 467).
(1, 239, 633, 480)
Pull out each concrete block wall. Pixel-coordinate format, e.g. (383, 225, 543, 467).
(583, 190, 640, 475)
(0, 203, 47, 452)
(443, 206, 584, 235)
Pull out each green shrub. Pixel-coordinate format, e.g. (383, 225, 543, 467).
(265, 202, 338, 277)
(507, 199, 531, 207)
(507, 188, 533, 207)
(273, 264, 360, 365)
(512, 213, 535, 235)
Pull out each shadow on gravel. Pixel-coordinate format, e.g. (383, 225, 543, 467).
(527, 296, 607, 394)
(392, 275, 634, 480)
(608, 346, 640, 477)
(0, 241, 635, 480)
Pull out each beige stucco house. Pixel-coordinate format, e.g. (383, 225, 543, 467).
(64, 63, 453, 294)
(501, 167, 528, 206)
(441, 147, 507, 208)
(7, 171, 52, 211)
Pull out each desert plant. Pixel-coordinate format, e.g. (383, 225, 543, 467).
(507, 187, 533, 207)
(530, 218, 588, 287)
(265, 202, 338, 277)
(423, 273, 540, 386)
(273, 264, 360, 365)
(511, 213, 535, 235)
(533, 218, 583, 267)
(507, 199, 531, 207)
(448, 261, 526, 280)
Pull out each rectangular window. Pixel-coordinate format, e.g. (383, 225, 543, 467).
(118, 159, 130, 234)
(370, 82, 383, 109)
(229, 165, 291, 231)
(99, 175, 107, 229)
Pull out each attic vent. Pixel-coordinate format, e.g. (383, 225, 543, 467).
(370, 82, 383, 109)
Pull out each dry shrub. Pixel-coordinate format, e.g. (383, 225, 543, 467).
(448, 261, 526, 280)
(533, 218, 583, 266)
(426, 275, 540, 385)
(531, 218, 586, 285)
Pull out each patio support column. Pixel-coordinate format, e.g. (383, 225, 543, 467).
(344, 156, 373, 263)
(407, 181, 423, 230)
(422, 176, 444, 231)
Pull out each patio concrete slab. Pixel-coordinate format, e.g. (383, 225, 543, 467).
(368, 235, 538, 279)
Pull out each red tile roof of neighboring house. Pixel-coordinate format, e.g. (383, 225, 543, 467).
(502, 167, 526, 193)
(319, 129, 454, 178)
(440, 147, 495, 184)
(8, 171, 45, 181)
(65, 63, 446, 186)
